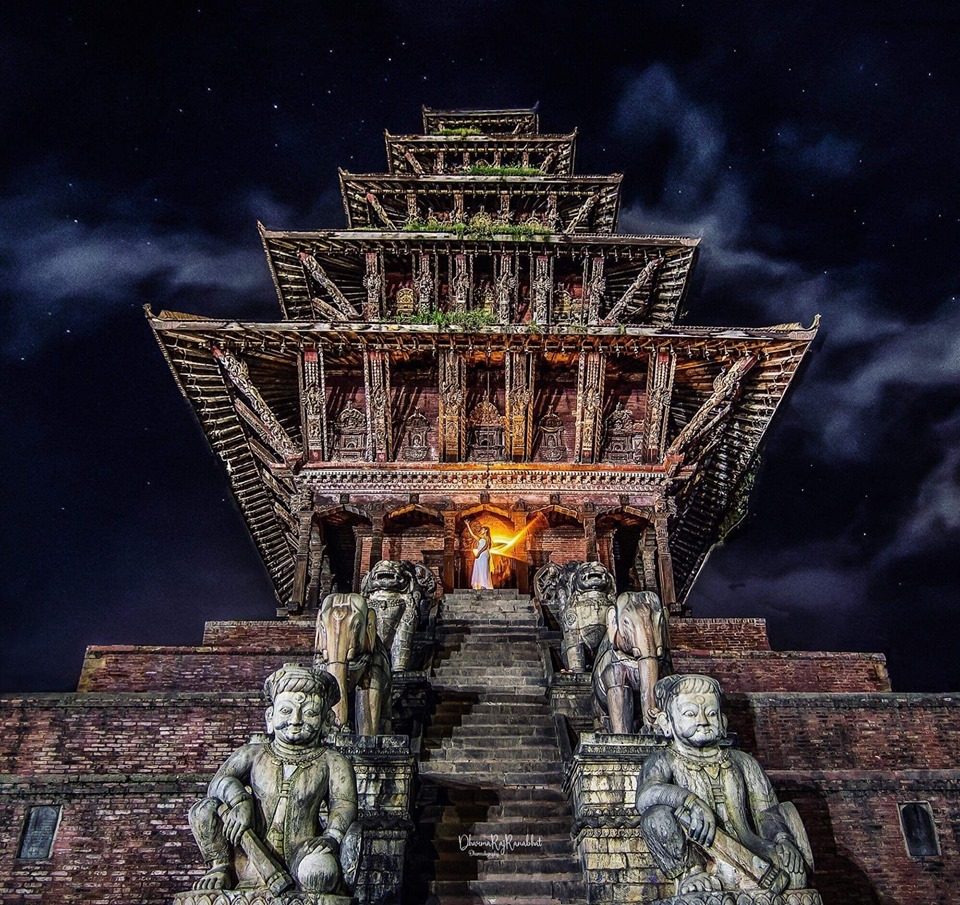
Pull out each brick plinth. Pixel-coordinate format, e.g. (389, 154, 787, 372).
(0, 732, 414, 905)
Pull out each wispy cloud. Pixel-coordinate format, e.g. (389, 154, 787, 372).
(611, 64, 960, 593)
(0, 173, 275, 358)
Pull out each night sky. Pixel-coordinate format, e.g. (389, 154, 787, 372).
(3, 2, 959, 693)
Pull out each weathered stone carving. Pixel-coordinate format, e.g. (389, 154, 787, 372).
(360, 560, 432, 672)
(182, 665, 358, 901)
(592, 590, 671, 733)
(636, 674, 819, 904)
(557, 561, 616, 672)
(314, 593, 391, 736)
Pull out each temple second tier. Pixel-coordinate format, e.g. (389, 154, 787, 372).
(260, 228, 699, 326)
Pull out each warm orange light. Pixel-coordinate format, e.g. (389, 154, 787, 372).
(489, 512, 547, 561)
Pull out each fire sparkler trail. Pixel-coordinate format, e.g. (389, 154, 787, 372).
(489, 512, 549, 561)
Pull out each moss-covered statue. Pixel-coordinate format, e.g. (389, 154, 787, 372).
(184, 665, 358, 900)
(636, 674, 819, 904)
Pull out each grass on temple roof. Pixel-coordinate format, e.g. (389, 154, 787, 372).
(466, 165, 542, 176)
(394, 307, 497, 330)
(435, 127, 483, 136)
(401, 214, 552, 239)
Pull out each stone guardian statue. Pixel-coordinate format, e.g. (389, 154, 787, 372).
(182, 664, 358, 901)
(635, 674, 819, 903)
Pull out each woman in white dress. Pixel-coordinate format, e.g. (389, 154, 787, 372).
(466, 522, 494, 590)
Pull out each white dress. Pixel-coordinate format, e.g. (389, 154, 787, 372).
(471, 538, 493, 589)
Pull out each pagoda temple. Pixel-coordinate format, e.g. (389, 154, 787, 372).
(147, 105, 816, 616)
(3, 108, 960, 905)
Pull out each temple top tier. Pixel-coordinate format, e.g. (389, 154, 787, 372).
(421, 106, 539, 135)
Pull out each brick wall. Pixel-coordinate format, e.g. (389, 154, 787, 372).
(673, 649, 891, 692)
(198, 615, 772, 652)
(0, 777, 205, 905)
(727, 692, 960, 772)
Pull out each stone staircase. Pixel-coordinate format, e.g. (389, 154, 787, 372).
(405, 589, 585, 905)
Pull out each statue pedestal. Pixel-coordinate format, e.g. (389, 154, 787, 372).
(565, 732, 669, 903)
(652, 891, 822, 905)
(564, 734, 823, 905)
(172, 892, 352, 905)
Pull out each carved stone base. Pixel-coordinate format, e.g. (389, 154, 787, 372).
(652, 889, 822, 905)
(172, 891, 352, 905)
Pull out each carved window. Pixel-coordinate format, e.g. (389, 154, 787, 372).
(17, 805, 62, 859)
(898, 801, 940, 858)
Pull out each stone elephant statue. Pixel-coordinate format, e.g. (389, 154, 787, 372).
(556, 561, 617, 672)
(314, 592, 392, 736)
(592, 590, 671, 734)
(360, 560, 434, 672)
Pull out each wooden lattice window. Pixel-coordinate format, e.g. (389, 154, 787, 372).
(898, 801, 940, 858)
(17, 805, 62, 860)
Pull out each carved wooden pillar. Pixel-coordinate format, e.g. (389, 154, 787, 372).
(504, 351, 535, 461)
(300, 346, 328, 461)
(494, 253, 516, 324)
(364, 348, 392, 462)
(406, 192, 418, 222)
(643, 345, 676, 464)
(499, 190, 511, 221)
(442, 511, 458, 593)
(585, 255, 605, 324)
(306, 524, 324, 611)
(653, 497, 679, 615)
(450, 253, 469, 314)
(438, 349, 466, 462)
(436, 150, 445, 173)
(531, 254, 553, 325)
(414, 252, 433, 314)
(363, 252, 384, 321)
(512, 508, 530, 594)
(574, 350, 605, 463)
(288, 489, 315, 615)
(369, 511, 385, 570)
(583, 509, 598, 562)
(453, 191, 465, 223)
(640, 526, 658, 592)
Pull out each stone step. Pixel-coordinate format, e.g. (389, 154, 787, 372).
(420, 768, 565, 785)
(434, 741, 561, 759)
(432, 817, 572, 837)
(428, 878, 586, 900)
(432, 724, 556, 737)
(433, 733, 557, 750)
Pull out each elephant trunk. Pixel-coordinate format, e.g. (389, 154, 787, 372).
(323, 661, 350, 729)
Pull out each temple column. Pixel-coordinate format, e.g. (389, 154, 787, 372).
(288, 489, 315, 615)
(364, 348, 392, 462)
(442, 511, 458, 593)
(363, 252, 384, 320)
(511, 508, 530, 594)
(574, 350, 605, 463)
(653, 497, 679, 615)
(504, 350, 535, 461)
(369, 511, 385, 570)
(300, 345, 328, 461)
(585, 255, 605, 324)
(583, 508, 598, 562)
(438, 349, 466, 462)
(640, 526, 658, 592)
(643, 345, 676, 464)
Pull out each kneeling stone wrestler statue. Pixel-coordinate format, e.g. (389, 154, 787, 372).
(186, 664, 358, 898)
(636, 674, 819, 903)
